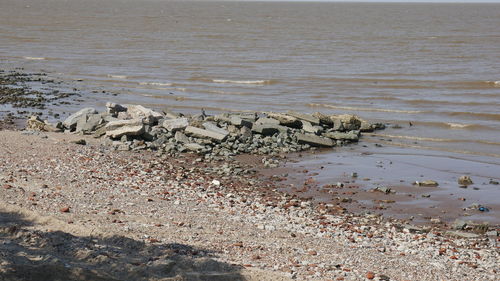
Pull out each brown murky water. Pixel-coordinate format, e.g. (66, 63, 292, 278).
(1, 0, 499, 222)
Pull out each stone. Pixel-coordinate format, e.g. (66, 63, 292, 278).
(185, 126, 227, 142)
(183, 143, 204, 151)
(301, 120, 320, 134)
(202, 122, 229, 136)
(325, 131, 359, 141)
(330, 114, 362, 131)
(255, 117, 280, 126)
(230, 116, 253, 128)
(63, 108, 97, 130)
(105, 102, 127, 117)
(71, 139, 86, 145)
(373, 186, 392, 194)
(105, 119, 145, 138)
(125, 104, 163, 124)
(76, 114, 103, 134)
(266, 112, 302, 128)
(287, 111, 320, 125)
(174, 131, 190, 143)
(312, 112, 333, 126)
(414, 180, 439, 187)
(239, 126, 252, 141)
(295, 133, 334, 147)
(458, 175, 473, 186)
(162, 118, 188, 132)
(93, 126, 107, 138)
(445, 231, 480, 239)
(252, 124, 290, 136)
(451, 219, 467, 230)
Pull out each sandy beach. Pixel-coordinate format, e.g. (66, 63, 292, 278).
(1, 129, 498, 281)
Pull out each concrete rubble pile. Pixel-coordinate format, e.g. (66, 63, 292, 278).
(28, 102, 385, 156)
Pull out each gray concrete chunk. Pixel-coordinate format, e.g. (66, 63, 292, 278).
(252, 124, 290, 136)
(185, 126, 227, 142)
(296, 133, 334, 147)
(266, 112, 302, 128)
(63, 107, 97, 130)
(325, 131, 359, 141)
(287, 111, 320, 125)
(202, 122, 229, 136)
(163, 118, 189, 132)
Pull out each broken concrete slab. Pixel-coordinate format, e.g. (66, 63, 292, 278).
(202, 122, 229, 136)
(63, 107, 97, 130)
(266, 112, 302, 128)
(125, 104, 163, 124)
(183, 143, 205, 151)
(287, 111, 320, 125)
(105, 102, 127, 117)
(255, 117, 280, 126)
(105, 124, 145, 139)
(185, 126, 227, 142)
(76, 114, 103, 134)
(295, 133, 334, 147)
(325, 131, 359, 141)
(162, 118, 189, 132)
(174, 131, 190, 143)
(252, 124, 290, 136)
(230, 116, 253, 128)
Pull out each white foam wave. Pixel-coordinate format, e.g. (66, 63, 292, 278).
(138, 82, 173, 87)
(309, 103, 423, 114)
(212, 79, 270, 85)
(107, 74, 127, 79)
(447, 123, 471, 129)
(23, 56, 45, 60)
(485, 80, 500, 86)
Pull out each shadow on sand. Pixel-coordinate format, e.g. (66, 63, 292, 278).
(0, 210, 245, 281)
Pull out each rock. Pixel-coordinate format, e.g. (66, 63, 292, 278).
(287, 111, 320, 125)
(330, 114, 362, 131)
(445, 231, 480, 239)
(451, 219, 467, 230)
(324, 131, 359, 141)
(105, 102, 127, 117)
(458, 175, 473, 186)
(240, 126, 252, 141)
(63, 107, 97, 130)
(252, 124, 290, 136)
(185, 126, 227, 142)
(301, 120, 320, 134)
(295, 133, 334, 147)
(202, 122, 229, 136)
(105, 119, 145, 139)
(125, 104, 163, 124)
(71, 139, 86, 145)
(183, 143, 204, 151)
(266, 112, 302, 128)
(93, 126, 107, 138)
(490, 179, 499, 185)
(230, 116, 253, 128)
(174, 131, 190, 143)
(255, 117, 280, 126)
(414, 180, 439, 187)
(373, 186, 392, 194)
(76, 114, 103, 134)
(312, 112, 333, 126)
(26, 116, 60, 132)
(162, 118, 189, 132)
(366, 272, 375, 280)
(60, 207, 70, 213)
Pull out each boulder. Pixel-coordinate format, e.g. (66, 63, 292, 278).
(287, 111, 320, 125)
(125, 104, 163, 124)
(312, 112, 333, 126)
(105, 119, 145, 139)
(162, 118, 189, 132)
(295, 133, 334, 147)
(240, 126, 252, 141)
(266, 112, 302, 128)
(183, 143, 204, 151)
(330, 114, 362, 131)
(202, 122, 229, 136)
(26, 116, 60, 132)
(230, 116, 253, 128)
(63, 108, 97, 130)
(255, 117, 280, 126)
(301, 120, 321, 134)
(325, 131, 359, 141)
(185, 126, 227, 142)
(174, 131, 190, 143)
(105, 102, 127, 117)
(76, 114, 103, 134)
(252, 124, 290, 136)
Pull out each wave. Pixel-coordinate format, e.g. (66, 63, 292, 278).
(367, 133, 500, 146)
(308, 103, 423, 114)
(411, 121, 491, 131)
(23, 56, 45, 60)
(485, 80, 500, 87)
(212, 79, 273, 85)
(138, 82, 173, 87)
(107, 74, 127, 79)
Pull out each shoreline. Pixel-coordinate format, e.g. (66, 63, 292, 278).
(0, 130, 498, 280)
